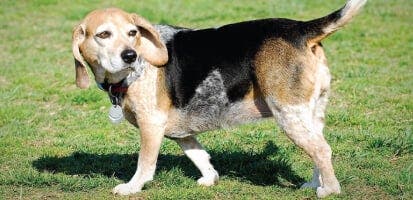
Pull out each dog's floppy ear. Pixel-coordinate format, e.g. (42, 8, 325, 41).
(131, 14, 168, 67)
(72, 23, 90, 89)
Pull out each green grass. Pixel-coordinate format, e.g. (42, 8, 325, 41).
(0, 0, 412, 199)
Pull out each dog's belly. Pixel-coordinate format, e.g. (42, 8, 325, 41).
(223, 98, 272, 125)
(164, 98, 272, 139)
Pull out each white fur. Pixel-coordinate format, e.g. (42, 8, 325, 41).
(323, 0, 367, 34)
(95, 23, 124, 73)
(312, 63, 331, 134)
(176, 137, 219, 186)
(112, 165, 155, 195)
(185, 149, 219, 186)
(266, 100, 340, 198)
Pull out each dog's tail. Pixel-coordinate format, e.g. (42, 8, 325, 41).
(303, 0, 367, 44)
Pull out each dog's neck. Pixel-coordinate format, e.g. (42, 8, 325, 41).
(123, 64, 170, 116)
(97, 79, 128, 106)
(125, 56, 146, 85)
(97, 57, 147, 105)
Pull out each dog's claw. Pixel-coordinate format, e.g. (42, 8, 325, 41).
(112, 183, 141, 195)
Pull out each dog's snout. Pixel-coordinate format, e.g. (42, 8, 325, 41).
(121, 49, 137, 64)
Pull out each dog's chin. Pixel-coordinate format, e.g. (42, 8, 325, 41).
(104, 64, 130, 74)
(99, 57, 132, 73)
(99, 59, 143, 84)
(104, 68, 133, 83)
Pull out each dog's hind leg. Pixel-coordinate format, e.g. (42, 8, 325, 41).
(175, 136, 219, 186)
(300, 82, 332, 190)
(266, 99, 340, 198)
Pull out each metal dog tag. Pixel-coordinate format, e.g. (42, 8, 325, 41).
(108, 105, 124, 124)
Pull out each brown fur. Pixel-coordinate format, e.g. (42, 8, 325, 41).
(155, 68, 172, 113)
(254, 38, 316, 105)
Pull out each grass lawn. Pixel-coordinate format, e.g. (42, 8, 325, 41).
(0, 0, 412, 199)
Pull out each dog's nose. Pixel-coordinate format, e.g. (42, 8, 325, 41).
(121, 49, 137, 64)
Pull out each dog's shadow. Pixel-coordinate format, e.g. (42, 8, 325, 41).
(32, 141, 304, 188)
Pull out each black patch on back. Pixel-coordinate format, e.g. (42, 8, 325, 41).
(164, 18, 308, 108)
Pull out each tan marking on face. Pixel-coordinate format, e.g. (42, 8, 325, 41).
(254, 38, 316, 105)
(77, 8, 139, 82)
(82, 8, 135, 37)
(74, 8, 168, 85)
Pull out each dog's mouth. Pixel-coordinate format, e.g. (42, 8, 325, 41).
(97, 53, 135, 73)
(99, 62, 144, 86)
(94, 52, 145, 86)
(104, 62, 131, 74)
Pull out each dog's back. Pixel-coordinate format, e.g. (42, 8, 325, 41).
(159, 0, 366, 124)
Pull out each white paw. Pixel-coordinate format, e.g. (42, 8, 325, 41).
(112, 183, 141, 195)
(197, 171, 219, 186)
(316, 185, 341, 198)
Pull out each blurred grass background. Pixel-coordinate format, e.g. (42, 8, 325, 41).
(0, 0, 412, 199)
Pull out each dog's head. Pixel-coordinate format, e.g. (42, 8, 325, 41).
(72, 8, 168, 88)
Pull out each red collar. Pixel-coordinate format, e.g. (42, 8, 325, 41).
(97, 80, 128, 106)
(97, 80, 128, 94)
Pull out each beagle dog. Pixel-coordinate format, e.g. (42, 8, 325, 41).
(72, 0, 366, 198)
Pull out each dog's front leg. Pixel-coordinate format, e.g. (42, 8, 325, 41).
(113, 122, 164, 195)
(175, 136, 219, 186)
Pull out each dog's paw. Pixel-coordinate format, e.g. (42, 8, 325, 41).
(316, 185, 341, 198)
(197, 170, 219, 186)
(112, 183, 141, 195)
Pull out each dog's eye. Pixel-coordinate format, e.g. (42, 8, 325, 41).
(96, 31, 111, 39)
(128, 30, 137, 37)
